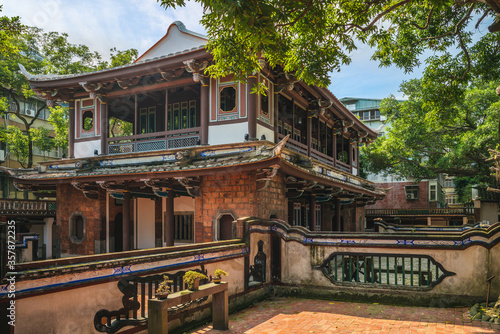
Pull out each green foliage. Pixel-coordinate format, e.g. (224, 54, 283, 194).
(0, 7, 136, 167)
(183, 270, 207, 288)
(47, 106, 69, 149)
(1, 126, 29, 167)
(109, 117, 133, 138)
(30, 127, 54, 155)
(362, 80, 500, 185)
(158, 0, 499, 87)
(214, 269, 228, 278)
(109, 47, 138, 67)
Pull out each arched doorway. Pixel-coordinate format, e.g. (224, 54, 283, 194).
(219, 214, 234, 241)
(114, 213, 123, 252)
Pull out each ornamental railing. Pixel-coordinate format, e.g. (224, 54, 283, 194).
(0, 199, 56, 216)
(366, 208, 475, 217)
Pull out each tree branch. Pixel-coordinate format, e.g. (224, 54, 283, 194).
(276, 0, 314, 28)
(410, 5, 435, 30)
(347, 0, 416, 32)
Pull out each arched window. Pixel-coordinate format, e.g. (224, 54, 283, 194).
(69, 212, 86, 243)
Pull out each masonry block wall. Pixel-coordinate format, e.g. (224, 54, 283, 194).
(194, 171, 287, 243)
(367, 181, 430, 210)
(56, 184, 104, 256)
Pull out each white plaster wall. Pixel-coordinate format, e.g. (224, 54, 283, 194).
(136, 198, 156, 249)
(74, 139, 101, 158)
(138, 25, 206, 61)
(256, 124, 275, 143)
(208, 122, 248, 146)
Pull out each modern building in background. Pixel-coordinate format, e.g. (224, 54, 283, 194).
(339, 97, 473, 227)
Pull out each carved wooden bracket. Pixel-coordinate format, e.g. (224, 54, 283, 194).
(175, 177, 201, 197)
(257, 164, 281, 191)
(72, 181, 99, 199)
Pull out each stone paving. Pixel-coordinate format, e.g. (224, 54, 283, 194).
(188, 297, 500, 334)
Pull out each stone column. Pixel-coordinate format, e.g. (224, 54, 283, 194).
(68, 90, 75, 158)
(123, 192, 131, 251)
(200, 83, 209, 145)
(165, 190, 175, 246)
(247, 76, 257, 139)
(43, 217, 54, 259)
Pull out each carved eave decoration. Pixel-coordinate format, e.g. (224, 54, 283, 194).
(175, 177, 201, 197)
(256, 164, 280, 191)
(72, 181, 100, 200)
(183, 59, 209, 85)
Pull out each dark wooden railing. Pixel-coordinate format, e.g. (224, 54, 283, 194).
(366, 208, 475, 217)
(0, 199, 56, 216)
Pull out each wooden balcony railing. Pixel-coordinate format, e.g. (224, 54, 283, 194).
(366, 208, 475, 217)
(0, 198, 56, 216)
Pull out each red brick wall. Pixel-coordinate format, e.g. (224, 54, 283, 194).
(194, 171, 287, 243)
(367, 181, 430, 210)
(56, 184, 104, 256)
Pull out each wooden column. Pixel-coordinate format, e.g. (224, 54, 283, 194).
(332, 135, 337, 168)
(165, 190, 175, 246)
(309, 195, 316, 231)
(100, 94, 107, 155)
(247, 76, 257, 139)
(123, 191, 131, 251)
(134, 94, 138, 136)
(335, 198, 341, 231)
(68, 91, 75, 158)
(200, 83, 209, 145)
(165, 88, 169, 133)
(307, 116, 312, 157)
(273, 90, 279, 143)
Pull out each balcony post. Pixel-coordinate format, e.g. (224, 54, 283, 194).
(335, 198, 341, 231)
(100, 94, 107, 155)
(68, 90, 75, 158)
(307, 116, 312, 157)
(200, 83, 209, 145)
(274, 90, 279, 143)
(247, 75, 257, 140)
(165, 88, 169, 134)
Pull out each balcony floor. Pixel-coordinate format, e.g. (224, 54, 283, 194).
(188, 297, 499, 334)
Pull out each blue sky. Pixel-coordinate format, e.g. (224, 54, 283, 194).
(3, 1, 485, 100)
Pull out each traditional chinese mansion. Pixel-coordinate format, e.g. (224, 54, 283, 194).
(11, 21, 383, 258)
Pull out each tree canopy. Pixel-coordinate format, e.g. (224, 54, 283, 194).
(159, 0, 500, 87)
(362, 79, 500, 199)
(0, 8, 137, 168)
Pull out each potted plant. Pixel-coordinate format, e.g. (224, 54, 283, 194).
(183, 271, 207, 291)
(213, 269, 228, 284)
(155, 275, 173, 299)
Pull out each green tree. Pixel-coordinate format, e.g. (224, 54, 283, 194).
(159, 0, 500, 87)
(362, 80, 500, 193)
(0, 8, 137, 167)
(47, 106, 69, 150)
(0, 126, 29, 167)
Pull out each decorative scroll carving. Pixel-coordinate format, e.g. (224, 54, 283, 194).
(175, 177, 200, 197)
(183, 59, 208, 85)
(273, 134, 290, 157)
(257, 164, 280, 191)
(71, 181, 99, 200)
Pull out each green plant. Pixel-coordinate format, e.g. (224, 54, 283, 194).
(156, 275, 173, 294)
(214, 269, 228, 278)
(183, 271, 207, 287)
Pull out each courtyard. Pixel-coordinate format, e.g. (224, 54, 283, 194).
(188, 297, 500, 334)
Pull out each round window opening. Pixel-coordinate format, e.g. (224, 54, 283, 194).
(70, 212, 86, 243)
